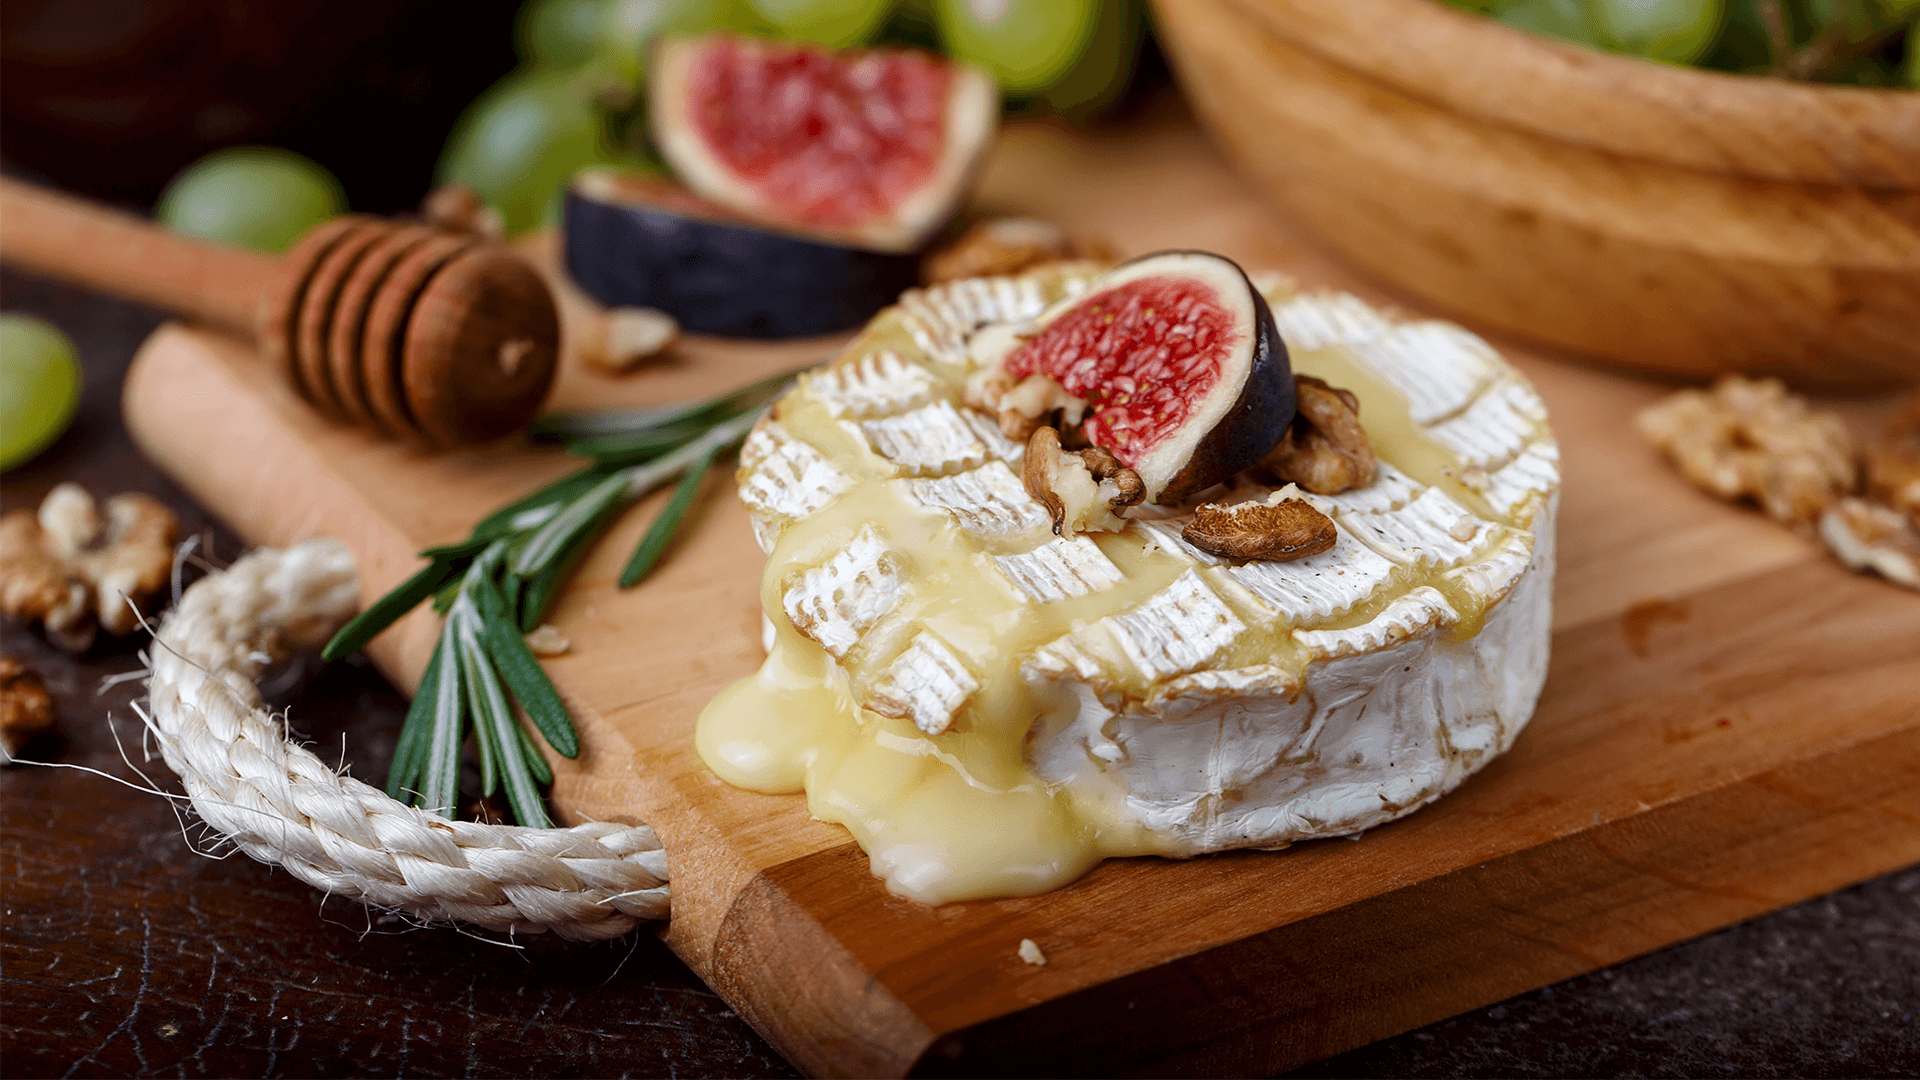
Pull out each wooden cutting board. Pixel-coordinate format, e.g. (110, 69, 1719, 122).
(123, 111, 1920, 1078)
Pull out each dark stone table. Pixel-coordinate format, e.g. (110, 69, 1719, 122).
(3, 266, 1915, 1078)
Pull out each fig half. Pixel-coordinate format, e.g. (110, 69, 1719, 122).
(650, 33, 998, 253)
(972, 251, 1294, 504)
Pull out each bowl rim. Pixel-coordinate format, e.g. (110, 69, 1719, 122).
(1196, 0, 1920, 187)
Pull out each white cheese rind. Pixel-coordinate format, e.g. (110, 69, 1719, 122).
(902, 462, 1051, 540)
(781, 526, 903, 658)
(1029, 498, 1555, 854)
(1345, 322, 1499, 425)
(1426, 380, 1547, 470)
(868, 631, 979, 735)
(738, 420, 854, 553)
(857, 400, 991, 476)
(803, 349, 936, 419)
(993, 536, 1125, 602)
(1225, 526, 1400, 624)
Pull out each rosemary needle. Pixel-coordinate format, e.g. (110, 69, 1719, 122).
(321, 368, 802, 827)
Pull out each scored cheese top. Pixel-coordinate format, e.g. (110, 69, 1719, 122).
(698, 264, 1561, 904)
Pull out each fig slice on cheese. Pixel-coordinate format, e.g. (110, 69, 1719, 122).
(969, 251, 1294, 505)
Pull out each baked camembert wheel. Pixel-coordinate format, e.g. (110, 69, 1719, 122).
(698, 259, 1560, 904)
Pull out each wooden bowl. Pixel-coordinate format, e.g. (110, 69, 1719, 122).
(1150, 0, 1920, 390)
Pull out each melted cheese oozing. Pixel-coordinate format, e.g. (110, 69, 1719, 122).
(697, 268, 1557, 904)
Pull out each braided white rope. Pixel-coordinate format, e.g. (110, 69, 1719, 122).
(143, 538, 669, 941)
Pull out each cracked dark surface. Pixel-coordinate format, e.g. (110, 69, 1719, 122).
(3, 268, 1917, 1078)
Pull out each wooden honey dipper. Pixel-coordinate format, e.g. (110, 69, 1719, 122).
(0, 176, 559, 447)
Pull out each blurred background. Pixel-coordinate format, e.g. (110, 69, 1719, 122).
(2, 0, 1172, 221)
(10, 0, 1908, 225)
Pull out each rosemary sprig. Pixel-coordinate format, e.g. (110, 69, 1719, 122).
(324, 369, 802, 826)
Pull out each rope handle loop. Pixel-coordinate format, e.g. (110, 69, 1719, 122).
(144, 538, 668, 941)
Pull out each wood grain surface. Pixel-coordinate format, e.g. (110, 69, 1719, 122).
(117, 112, 1920, 1077)
(1151, 0, 1920, 390)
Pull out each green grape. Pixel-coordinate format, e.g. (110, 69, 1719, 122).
(1496, 0, 1606, 47)
(1591, 0, 1725, 64)
(519, 0, 615, 67)
(155, 147, 345, 254)
(593, 0, 769, 86)
(1035, 0, 1144, 120)
(437, 68, 627, 237)
(932, 0, 1100, 95)
(0, 315, 81, 471)
(1908, 19, 1920, 86)
(746, 0, 894, 47)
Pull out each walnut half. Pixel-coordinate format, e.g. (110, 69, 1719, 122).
(0, 483, 178, 651)
(1023, 426, 1144, 536)
(1636, 375, 1854, 528)
(1261, 375, 1376, 495)
(1183, 498, 1337, 562)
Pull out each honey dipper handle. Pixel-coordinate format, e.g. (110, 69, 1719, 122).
(0, 176, 282, 336)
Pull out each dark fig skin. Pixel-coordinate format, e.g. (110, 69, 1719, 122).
(1147, 254, 1295, 503)
(564, 181, 920, 339)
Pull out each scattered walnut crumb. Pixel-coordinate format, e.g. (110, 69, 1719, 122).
(524, 624, 571, 657)
(0, 483, 178, 651)
(0, 655, 56, 762)
(1023, 426, 1142, 536)
(1261, 375, 1376, 495)
(1017, 938, 1047, 966)
(1820, 497, 1920, 591)
(1183, 497, 1336, 562)
(923, 218, 1106, 285)
(1636, 375, 1854, 528)
(420, 182, 503, 242)
(580, 307, 680, 373)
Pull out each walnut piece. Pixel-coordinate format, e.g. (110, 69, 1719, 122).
(579, 307, 680, 373)
(0, 655, 56, 761)
(1820, 497, 1920, 591)
(966, 361, 1087, 443)
(420, 182, 504, 242)
(1864, 392, 1920, 530)
(1022, 426, 1143, 536)
(1636, 375, 1855, 528)
(1183, 497, 1337, 562)
(923, 217, 1103, 285)
(1261, 375, 1377, 495)
(0, 483, 178, 650)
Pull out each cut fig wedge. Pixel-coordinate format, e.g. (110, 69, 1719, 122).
(970, 251, 1294, 504)
(564, 170, 919, 338)
(650, 34, 998, 253)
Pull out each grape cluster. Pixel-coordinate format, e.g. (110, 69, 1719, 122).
(437, 0, 1146, 238)
(1440, 0, 1919, 85)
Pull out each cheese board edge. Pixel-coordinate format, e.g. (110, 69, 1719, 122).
(123, 322, 1920, 1078)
